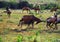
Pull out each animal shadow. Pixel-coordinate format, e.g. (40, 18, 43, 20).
(11, 27, 34, 32)
(43, 29, 60, 33)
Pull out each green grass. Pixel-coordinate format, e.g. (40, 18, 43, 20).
(0, 18, 3, 22)
(0, 36, 2, 42)
(0, 9, 60, 42)
(17, 35, 23, 42)
(2, 0, 56, 4)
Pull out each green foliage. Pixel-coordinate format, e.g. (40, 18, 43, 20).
(34, 38, 37, 42)
(40, 5, 45, 10)
(0, 1, 58, 10)
(0, 36, 2, 42)
(7, 20, 14, 23)
(0, 18, 3, 22)
(40, 3, 57, 10)
(47, 3, 57, 9)
(10, 0, 16, 2)
(28, 36, 32, 39)
(0, 1, 8, 8)
(56, 10, 60, 15)
(29, 4, 33, 9)
(9, 2, 19, 9)
(17, 35, 23, 42)
(52, 38, 60, 42)
(0, 1, 18, 9)
(57, 4, 60, 9)
(3, 28, 11, 34)
(36, 31, 40, 36)
(18, 1, 30, 9)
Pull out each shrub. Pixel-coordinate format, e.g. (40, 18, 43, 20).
(18, 1, 29, 9)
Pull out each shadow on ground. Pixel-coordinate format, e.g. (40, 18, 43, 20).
(11, 27, 60, 34)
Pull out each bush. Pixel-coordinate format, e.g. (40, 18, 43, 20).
(9, 2, 19, 9)
(0, 1, 19, 9)
(0, 1, 58, 10)
(29, 4, 33, 9)
(0, 1, 9, 8)
(18, 1, 30, 9)
(46, 3, 57, 9)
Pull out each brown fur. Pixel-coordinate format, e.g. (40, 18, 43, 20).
(46, 14, 58, 30)
(22, 7, 30, 13)
(18, 15, 42, 28)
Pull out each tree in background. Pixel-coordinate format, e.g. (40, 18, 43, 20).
(18, 1, 29, 9)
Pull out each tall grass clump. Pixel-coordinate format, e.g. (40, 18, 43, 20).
(27, 35, 36, 42)
(3, 28, 11, 34)
(0, 18, 3, 22)
(33, 31, 40, 42)
(17, 35, 23, 42)
(0, 36, 2, 42)
(7, 20, 14, 23)
(52, 38, 60, 42)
